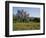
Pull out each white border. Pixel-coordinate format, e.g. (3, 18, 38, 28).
(9, 3, 43, 35)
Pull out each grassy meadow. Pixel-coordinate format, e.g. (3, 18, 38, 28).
(13, 22, 40, 31)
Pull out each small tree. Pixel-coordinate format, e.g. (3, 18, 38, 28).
(15, 9, 29, 22)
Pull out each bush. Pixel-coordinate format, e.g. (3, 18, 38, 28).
(32, 18, 40, 22)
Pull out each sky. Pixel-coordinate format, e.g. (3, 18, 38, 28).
(13, 7, 40, 18)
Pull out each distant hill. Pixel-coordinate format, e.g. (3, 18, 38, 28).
(28, 17, 40, 20)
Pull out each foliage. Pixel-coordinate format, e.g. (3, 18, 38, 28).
(32, 18, 40, 22)
(13, 9, 40, 23)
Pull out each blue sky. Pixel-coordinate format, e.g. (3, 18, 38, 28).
(13, 7, 40, 18)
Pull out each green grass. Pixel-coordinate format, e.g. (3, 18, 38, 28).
(13, 22, 40, 31)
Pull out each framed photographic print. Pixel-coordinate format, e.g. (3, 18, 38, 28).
(5, 1, 45, 37)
